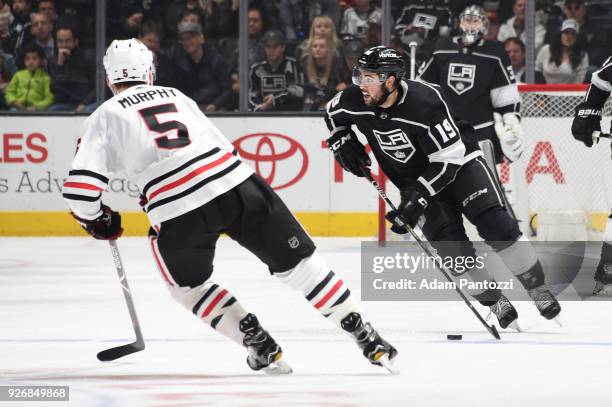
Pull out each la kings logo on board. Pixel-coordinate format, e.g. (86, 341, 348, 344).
(447, 63, 476, 95)
(372, 129, 415, 163)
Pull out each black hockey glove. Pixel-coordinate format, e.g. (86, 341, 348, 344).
(572, 103, 602, 147)
(385, 188, 428, 234)
(327, 129, 371, 177)
(71, 204, 123, 240)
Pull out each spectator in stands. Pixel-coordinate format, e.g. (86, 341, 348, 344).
(504, 37, 525, 83)
(26, 12, 55, 63)
(295, 15, 343, 63)
(139, 21, 173, 87)
(498, 0, 546, 53)
(171, 21, 231, 111)
(247, 6, 266, 66)
(340, 0, 382, 41)
(5, 45, 53, 111)
(0, 48, 16, 108)
(535, 19, 588, 84)
(6, 0, 32, 56)
(37, 0, 57, 25)
(302, 36, 350, 111)
(0, 0, 13, 51)
(547, 0, 610, 71)
(392, 1, 451, 66)
(279, 0, 340, 44)
(165, 0, 217, 41)
(248, 29, 303, 112)
(363, 12, 381, 49)
(47, 25, 95, 112)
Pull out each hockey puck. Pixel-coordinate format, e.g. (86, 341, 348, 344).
(446, 334, 463, 340)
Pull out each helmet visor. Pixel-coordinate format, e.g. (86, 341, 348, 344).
(352, 66, 388, 86)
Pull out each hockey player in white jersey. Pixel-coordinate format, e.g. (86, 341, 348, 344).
(62, 39, 398, 374)
(572, 56, 612, 295)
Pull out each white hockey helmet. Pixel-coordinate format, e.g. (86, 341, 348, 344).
(103, 38, 155, 86)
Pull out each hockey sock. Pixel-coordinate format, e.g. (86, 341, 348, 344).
(169, 281, 250, 346)
(275, 251, 360, 327)
(464, 267, 502, 306)
(497, 235, 545, 290)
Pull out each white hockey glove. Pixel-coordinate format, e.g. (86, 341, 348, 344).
(494, 112, 525, 162)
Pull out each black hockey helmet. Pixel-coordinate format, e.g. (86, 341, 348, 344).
(353, 45, 405, 85)
(459, 5, 489, 45)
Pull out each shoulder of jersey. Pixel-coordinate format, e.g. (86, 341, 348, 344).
(478, 40, 509, 59)
(331, 85, 366, 111)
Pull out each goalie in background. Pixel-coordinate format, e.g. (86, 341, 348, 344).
(571, 56, 612, 295)
(418, 5, 524, 166)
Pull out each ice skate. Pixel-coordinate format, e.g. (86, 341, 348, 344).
(240, 313, 292, 374)
(341, 312, 399, 374)
(528, 287, 561, 320)
(593, 281, 612, 296)
(488, 295, 519, 330)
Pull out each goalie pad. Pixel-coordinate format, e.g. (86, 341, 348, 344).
(493, 112, 525, 162)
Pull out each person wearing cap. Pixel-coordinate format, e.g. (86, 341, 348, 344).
(170, 20, 231, 112)
(535, 18, 588, 84)
(248, 29, 303, 112)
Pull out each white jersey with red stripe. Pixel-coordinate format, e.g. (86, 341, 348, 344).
(63, 84, 254, 225)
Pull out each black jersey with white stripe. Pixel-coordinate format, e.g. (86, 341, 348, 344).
(585, 56, 612, 108)
(324, 80, 481, 196)
(418, 37, 520, 130)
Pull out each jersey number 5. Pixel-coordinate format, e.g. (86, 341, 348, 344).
(434, 118, 457, 143)
(139, 103, 190, 149)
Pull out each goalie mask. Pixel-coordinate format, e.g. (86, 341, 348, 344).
(459, 5, 489, 45)
(103, 38, 155, 88)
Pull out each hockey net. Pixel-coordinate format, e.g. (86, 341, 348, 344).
(378, 84, 612, 243)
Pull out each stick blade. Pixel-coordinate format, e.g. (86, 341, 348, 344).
(97, 341, 145, 362)
(489, 324, 501, 340)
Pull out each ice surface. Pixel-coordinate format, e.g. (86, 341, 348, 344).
(1, 237, 611, 407)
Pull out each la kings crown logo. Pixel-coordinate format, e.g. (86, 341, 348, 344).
(372, 129, 415, 163)
(447, 63, 476, 95)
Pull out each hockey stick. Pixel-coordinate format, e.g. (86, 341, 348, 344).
(596, 132, 612, 139)
(361, 168, 501, 340)
(97, 240, 145, 361)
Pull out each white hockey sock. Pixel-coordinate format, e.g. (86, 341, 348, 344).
(497, 234, 545, 289)
(275, 251, 361, 327)
(169, 281, 248, 346)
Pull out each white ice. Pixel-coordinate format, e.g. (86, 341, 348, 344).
(1, 237, 611, 407)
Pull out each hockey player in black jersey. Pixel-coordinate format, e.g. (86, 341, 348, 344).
(248, 30, 304, 112)
(324, 45, 561, 327)
(418, 5, 524, 164)
(572, 56, 612, 295)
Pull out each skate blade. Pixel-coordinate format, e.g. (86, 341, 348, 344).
(377, 354, 399, 375)
(507, 320, 522, 332)
(263, 358, 293, 375)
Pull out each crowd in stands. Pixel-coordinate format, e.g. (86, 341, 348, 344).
(0, 0, 610, 113)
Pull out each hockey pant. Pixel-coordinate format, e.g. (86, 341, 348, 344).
(147, 174, 363, 346)
(420, 157, 547, 304)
